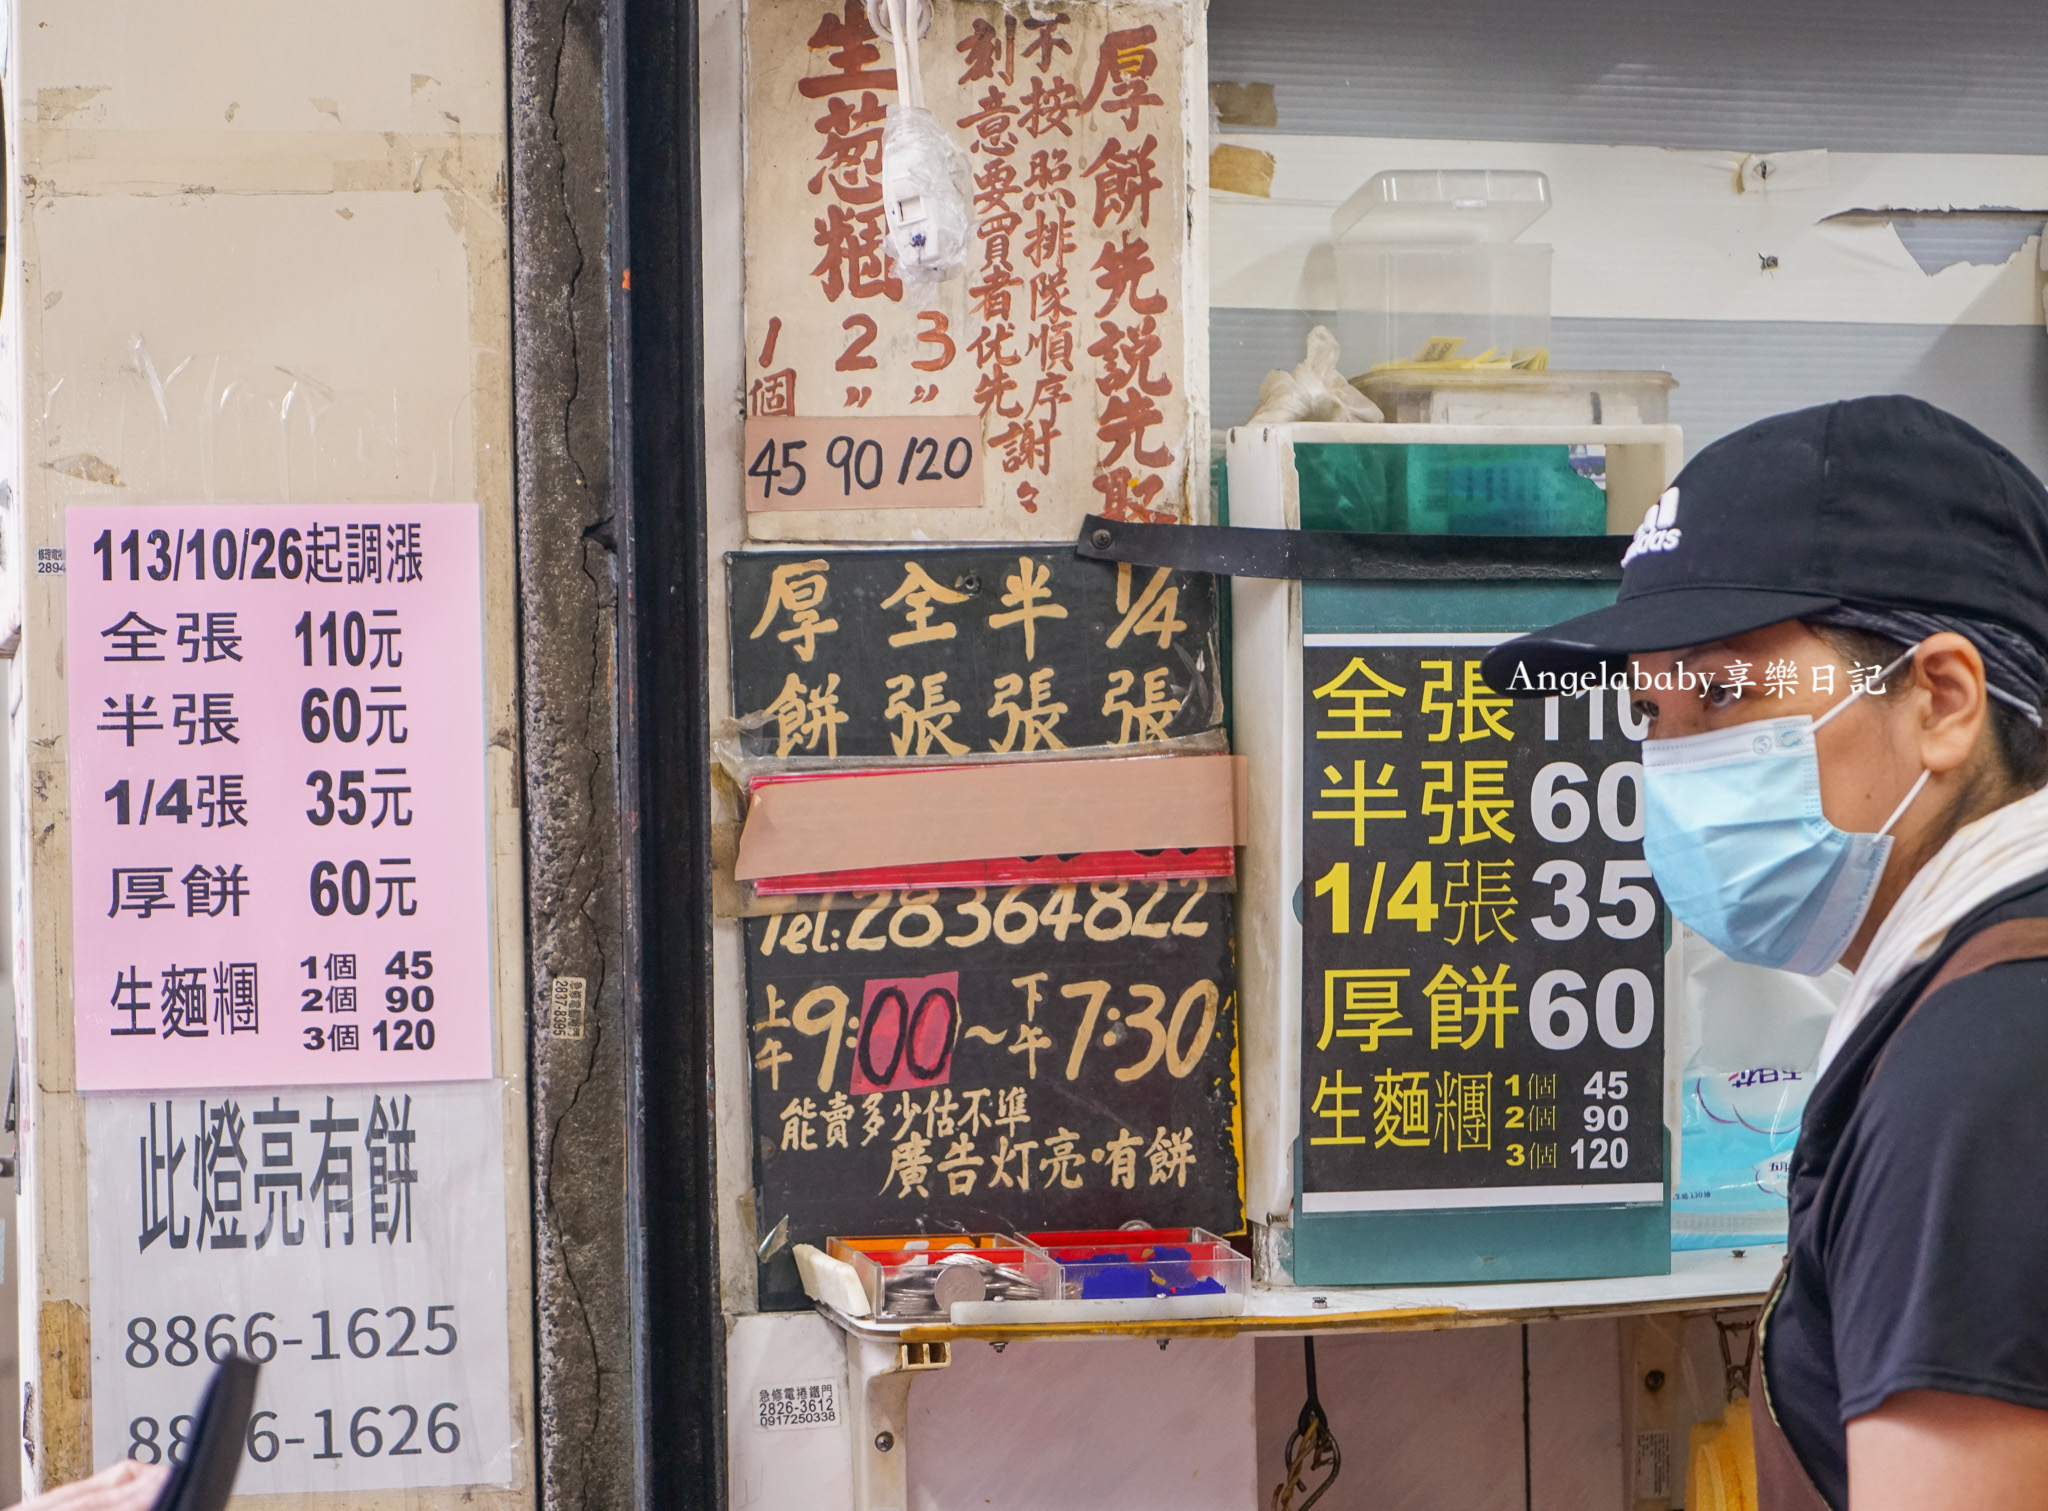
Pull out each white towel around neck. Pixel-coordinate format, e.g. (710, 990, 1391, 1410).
(1817, 780, 2048, 1075)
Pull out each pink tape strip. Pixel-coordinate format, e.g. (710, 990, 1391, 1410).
(734, 755, 1245, 882)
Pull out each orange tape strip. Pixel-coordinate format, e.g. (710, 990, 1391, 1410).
(734, 755, 1246, 883)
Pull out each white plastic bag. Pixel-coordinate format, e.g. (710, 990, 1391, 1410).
(881, 105, 973, 288)
(1247, 326, 1385, 424)
(1669, 924, 1847, 1249)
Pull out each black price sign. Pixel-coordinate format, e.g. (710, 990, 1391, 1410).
(747, 881, 1242, 1309)
(1298, 639, 1664, 1208)
(727, 547, 1221, 760)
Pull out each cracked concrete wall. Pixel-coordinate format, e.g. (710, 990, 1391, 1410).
(511, 1, 639, 1509)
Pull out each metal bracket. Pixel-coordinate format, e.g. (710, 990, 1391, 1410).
(845, 1337, 951, 1511)
(1074, 514, 1627, 581)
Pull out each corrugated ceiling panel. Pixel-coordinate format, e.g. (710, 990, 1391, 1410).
(1208, 0, 2048, 153)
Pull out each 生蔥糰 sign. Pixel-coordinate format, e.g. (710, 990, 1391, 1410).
(742, 0, 1202, 541)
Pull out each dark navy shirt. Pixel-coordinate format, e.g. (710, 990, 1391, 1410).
(1765, 877, 2048, 1509)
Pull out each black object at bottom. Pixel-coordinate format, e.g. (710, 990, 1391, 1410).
(151, 1357, 259, 1511)
(1276, 1337, 1340, 1511)
(1074, 515, 1627, 581)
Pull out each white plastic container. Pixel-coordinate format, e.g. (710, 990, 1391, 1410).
(1331, 168, 1551, 245)
(1330, 169, 1553, 372)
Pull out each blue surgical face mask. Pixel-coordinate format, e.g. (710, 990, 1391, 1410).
(1641, 646, 1930, 976)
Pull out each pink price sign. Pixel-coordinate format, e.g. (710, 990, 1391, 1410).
(66, 505, 493, 1090)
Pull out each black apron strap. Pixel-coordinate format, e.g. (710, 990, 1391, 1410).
(1754, 1256, 1834, 1511)
(1757, 914, 2048, 1509)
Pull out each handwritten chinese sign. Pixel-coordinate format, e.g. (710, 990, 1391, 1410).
(65, 505, 494, 1091)
(746, 880, 1240, 1309)
(743, 0, 1199, 542)
(1298, 636, 1665, 1211)
(87, 1081, 516, 1490)
(727, 547, 1220, 759)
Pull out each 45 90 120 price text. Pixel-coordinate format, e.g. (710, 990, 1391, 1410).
(296, 950, 439, 1053)
(748, 432, 973, 501)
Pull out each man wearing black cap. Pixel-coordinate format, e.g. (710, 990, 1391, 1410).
(1484, 396, 2048, 1511)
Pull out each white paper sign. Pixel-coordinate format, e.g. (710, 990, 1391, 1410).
(87, 1081, 515, 1491)
(65, 504, 495, 1090)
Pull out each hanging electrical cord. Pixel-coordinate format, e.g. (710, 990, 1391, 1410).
(1273, 1338, 1341, 1511)
(871, 0, 927, 105)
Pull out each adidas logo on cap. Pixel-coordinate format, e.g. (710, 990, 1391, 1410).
(1621, 486, 1683, 567)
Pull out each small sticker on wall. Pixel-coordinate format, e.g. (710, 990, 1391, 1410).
(1634, 1430, 1672, 1499)
(757, 1380, 838, 1432)
(549, 976, 587, 1039)
(36, 548, 63, 575)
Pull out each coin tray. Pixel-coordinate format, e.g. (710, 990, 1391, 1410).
(979, 1227, 1248, 1322)
(825, 1235, 1059, 1321)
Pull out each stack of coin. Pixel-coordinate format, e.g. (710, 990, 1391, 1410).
(879, 1252, 1044, 1316)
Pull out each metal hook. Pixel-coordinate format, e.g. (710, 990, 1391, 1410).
(1715, 1313, 1758, 1402)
